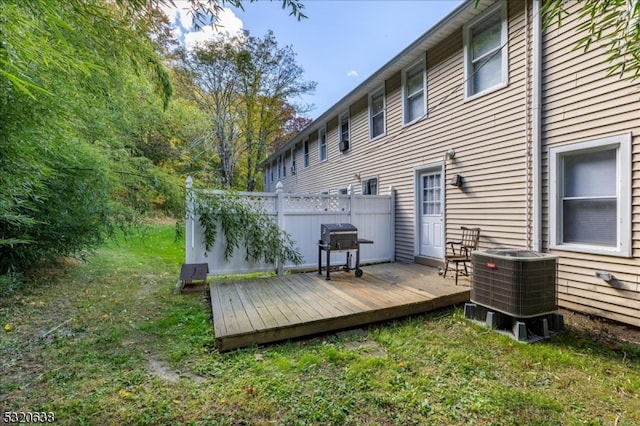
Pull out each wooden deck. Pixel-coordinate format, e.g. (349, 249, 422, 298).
(209, 263, 470, 351)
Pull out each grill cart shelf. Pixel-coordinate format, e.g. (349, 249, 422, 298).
(317, 223, 373, 280)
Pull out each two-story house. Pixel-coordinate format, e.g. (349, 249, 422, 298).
(261, 0, 640, 328)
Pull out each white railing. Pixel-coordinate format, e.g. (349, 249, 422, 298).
(185, 179, 395, 275)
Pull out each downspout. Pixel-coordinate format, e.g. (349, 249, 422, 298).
(525, 0, 532, 249)
(532, 0, 542, 252)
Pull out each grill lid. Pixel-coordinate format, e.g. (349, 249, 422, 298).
(320, 223, 358, 250)
(321, 223, 357, 234)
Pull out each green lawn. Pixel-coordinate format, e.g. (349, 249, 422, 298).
(1, 223, 639, 425)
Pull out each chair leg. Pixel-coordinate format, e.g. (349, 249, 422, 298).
(443, 259, 449, 278)
(454, 261, 458, 286)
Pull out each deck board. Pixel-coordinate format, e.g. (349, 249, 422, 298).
(281, 274, 345, 319)
(210, 263, 470, 351)
(232, 283, 267, 330)
(296, 274, 364, 315)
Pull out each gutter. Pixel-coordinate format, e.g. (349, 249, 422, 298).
(260, 0, 482, 168)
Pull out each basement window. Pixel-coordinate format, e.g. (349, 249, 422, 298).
(362, 177, 378, 195)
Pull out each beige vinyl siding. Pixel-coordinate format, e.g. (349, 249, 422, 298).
(542, 1, 640, 326)
(350, 96, 368, 146)
(272, 0, 529, 262)
(440, 0, 529, 253)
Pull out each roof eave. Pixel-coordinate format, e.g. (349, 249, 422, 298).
(261, 0, 492, 168)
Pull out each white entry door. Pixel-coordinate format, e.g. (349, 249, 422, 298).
(419, 170, 444, 258)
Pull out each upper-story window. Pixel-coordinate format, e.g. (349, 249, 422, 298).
(403, 59, 426, 124)
(463, 1, 508, 99)
(319, 127, 328, 162)
(339, 112, 350, 152)
(280, 154, 287, 177)
(369, 88, 386, 140)
(303, 139, 309, 168)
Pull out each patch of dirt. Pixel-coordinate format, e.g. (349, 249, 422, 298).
(147, 357, 207, 384)
(344, 340, 387, 358)
(144, 216, 179, 225)
(560, 308, 640, 347)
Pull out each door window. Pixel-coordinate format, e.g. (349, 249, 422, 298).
(422, 173, 441, 215)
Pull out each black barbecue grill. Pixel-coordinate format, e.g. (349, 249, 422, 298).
(318, 223, 372, 280)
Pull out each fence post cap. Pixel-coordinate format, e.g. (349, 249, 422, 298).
(276, 181, 284, 193)
(186, 176, 193, 187)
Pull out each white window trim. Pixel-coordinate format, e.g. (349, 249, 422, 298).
(402, 58, 427, 126)
(339, 111, 351, 153)
(463, 0, 508, 100)
(318, 126, 328, 163)
(369, 87, 386, 140)
(549, 133, 631, 257)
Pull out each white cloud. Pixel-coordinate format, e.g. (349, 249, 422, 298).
(185, 8, 244, 50)
(347, 70, 359, 78)
(159, 1, 245, 50)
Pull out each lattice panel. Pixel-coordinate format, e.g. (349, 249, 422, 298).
(284, 195, 350, 212)
(244, 195, 277, 213)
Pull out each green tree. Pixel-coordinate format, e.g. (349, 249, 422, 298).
(0, 1, 175, 275)
(174, 30, 315, 190)
(0, 0, 307, 99)
(236, 30, 316, 191)
(175, 40, 244, 188)
(542, 0, 640, 79)
(0, 0, 307, 281)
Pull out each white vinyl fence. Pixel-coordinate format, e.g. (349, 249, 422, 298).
(185, 180, 395, 275)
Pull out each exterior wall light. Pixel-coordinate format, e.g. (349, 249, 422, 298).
(444, 148, 456, 160)
(595, 271, 614, 282)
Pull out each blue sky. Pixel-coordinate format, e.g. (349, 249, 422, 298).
(166, 0, 464, 120)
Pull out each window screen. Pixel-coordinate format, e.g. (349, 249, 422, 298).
(405, 63, 424, 123)
(560, 149, 616, 245)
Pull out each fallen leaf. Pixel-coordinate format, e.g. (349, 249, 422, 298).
(254, 353, 264, 361)
(119, 389, 132, 399)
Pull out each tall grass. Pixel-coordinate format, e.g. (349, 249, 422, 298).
(1, 223, 639, 425)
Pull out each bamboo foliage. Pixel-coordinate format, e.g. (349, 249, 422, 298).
(542, 0, 640, 80)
